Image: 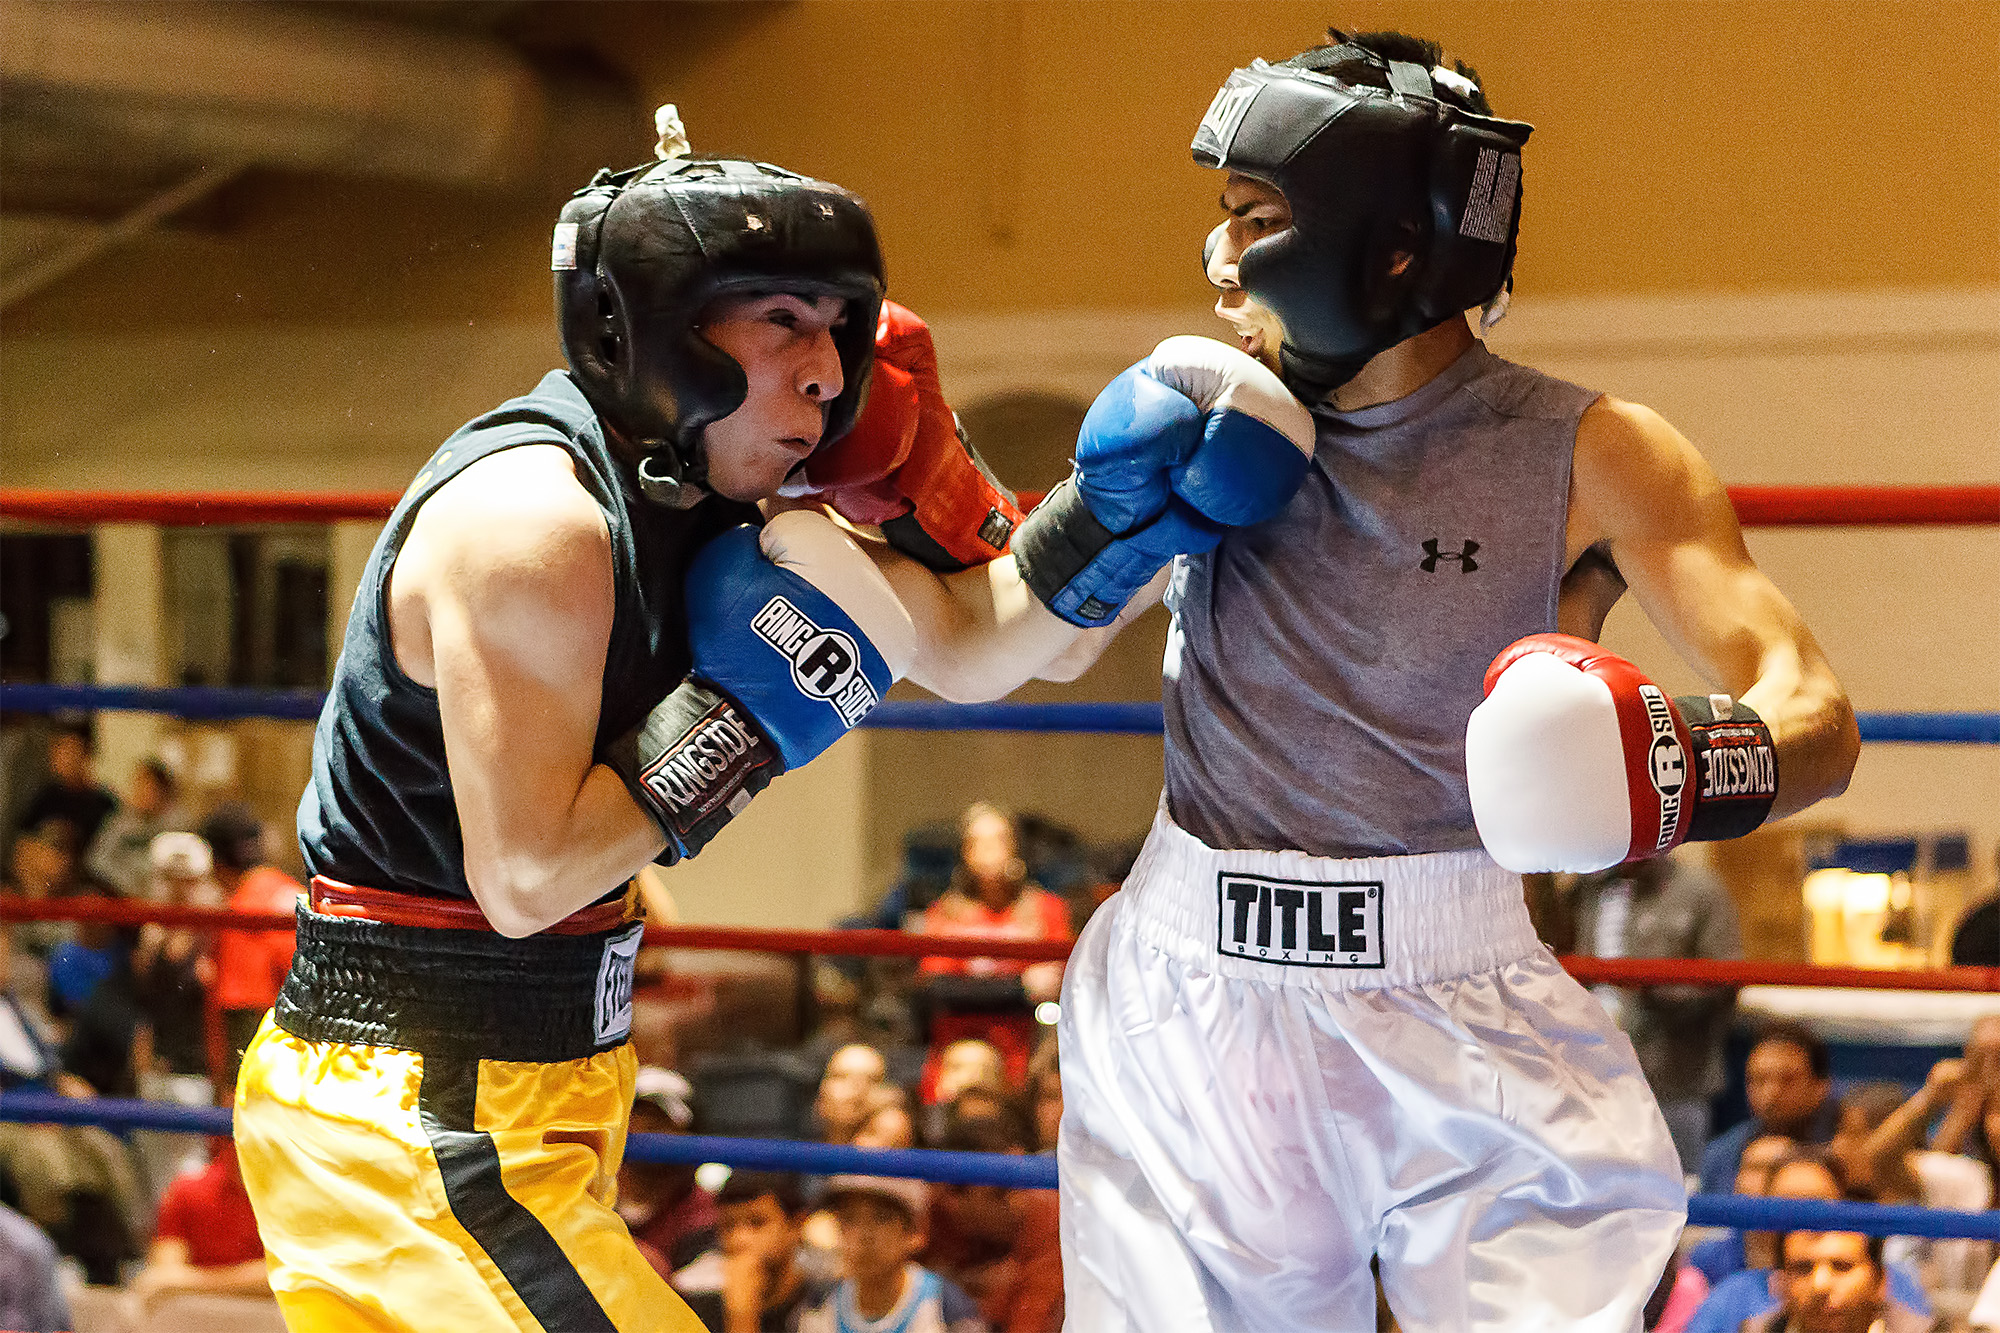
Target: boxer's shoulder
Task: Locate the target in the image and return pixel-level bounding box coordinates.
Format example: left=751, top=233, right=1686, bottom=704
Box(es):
left=404, top=446, right=610, bottom=592
left=1569, top=394, right=1729, bottom=550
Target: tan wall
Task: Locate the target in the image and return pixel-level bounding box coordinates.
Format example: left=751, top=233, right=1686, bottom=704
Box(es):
left=3, top=2, right=1996, bottom=925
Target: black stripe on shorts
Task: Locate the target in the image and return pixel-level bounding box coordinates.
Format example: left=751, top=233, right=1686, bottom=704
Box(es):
left=418, top=1055, right=620, bottom=1333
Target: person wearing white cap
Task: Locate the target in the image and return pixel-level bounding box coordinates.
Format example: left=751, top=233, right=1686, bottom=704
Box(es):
left=799, top=1177, right=984, bottom=1333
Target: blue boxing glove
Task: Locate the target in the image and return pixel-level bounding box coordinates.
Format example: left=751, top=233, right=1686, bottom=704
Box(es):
left=1013, top=336, right=1316, bottom=626
left=604, top=512, right=915, bottom=864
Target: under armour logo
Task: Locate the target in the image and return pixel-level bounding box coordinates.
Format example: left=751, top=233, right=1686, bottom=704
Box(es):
left=1421, top=539, right=1480, bottom=572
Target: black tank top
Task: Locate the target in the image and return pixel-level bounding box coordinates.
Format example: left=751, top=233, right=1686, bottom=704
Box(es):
left=297, top=371, right=759, bottom=901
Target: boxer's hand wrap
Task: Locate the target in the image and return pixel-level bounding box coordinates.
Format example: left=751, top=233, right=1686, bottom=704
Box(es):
left=1464, top=633, right=1778, bottom=873
left=1013, top=336, right=1315, bottom=627
left=795, top=301, right=1026, bottom=572
left=605, top=514, right=914, bottom=864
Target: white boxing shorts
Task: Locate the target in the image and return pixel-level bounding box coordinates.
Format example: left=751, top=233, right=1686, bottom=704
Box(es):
left=1057, top=809, right=1685, bottom=1333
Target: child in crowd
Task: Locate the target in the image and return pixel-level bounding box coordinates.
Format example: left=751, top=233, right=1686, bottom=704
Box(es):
left=121, top=1138, right=270, bottom=1324
left=800, top=1176, right=985, bottom=1333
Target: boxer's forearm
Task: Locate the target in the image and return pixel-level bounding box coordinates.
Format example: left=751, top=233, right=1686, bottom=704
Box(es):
left=892, top=554, right=1092, bottom=702
left=1740, top=636, right=1859, bottom=820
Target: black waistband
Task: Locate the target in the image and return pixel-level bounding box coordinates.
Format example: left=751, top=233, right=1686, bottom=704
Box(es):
left=274, top=904, right=642, bottom=1063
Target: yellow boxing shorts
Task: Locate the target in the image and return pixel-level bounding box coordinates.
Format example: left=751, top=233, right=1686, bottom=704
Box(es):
left=235, top=884, right=704, bottom=1333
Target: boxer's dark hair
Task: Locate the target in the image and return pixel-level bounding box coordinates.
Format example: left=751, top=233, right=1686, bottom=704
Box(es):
left=1775, top=1228, right=1884, bottom=1272
left=1765, top=1143, right=1851, bottom=1198
left=1306, top=28, right=1495, bottom=117
left=715, top=1169, right=807, bottom=1217
left=1753, top=1019, right=1832, bottom=1080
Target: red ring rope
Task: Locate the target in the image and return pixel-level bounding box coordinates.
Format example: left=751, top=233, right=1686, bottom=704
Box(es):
left=5, top=897, right=1994, bottom=991
left=4, top=485, right=1997, bottom=528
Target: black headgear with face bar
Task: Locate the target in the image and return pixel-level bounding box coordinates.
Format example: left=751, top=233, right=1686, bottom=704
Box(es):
left=554, top=157, right=885, bottom=507
left=1193, top=46, right=1532, bottom=402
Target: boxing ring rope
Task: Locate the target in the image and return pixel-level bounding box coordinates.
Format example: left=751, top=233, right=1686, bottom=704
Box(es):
left=4, top=481, right=1998, bottom=1245
left=0, top=1085, right=1992, bottom=1240
left=5, top=484, right=1998, bottom=528
left=3, top=897, right=1999, bottom=992
left=3, top=685, right=1996, bottom=746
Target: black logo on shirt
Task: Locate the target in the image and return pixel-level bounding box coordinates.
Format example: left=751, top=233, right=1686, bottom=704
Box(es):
left=1215, top=873, right=1384, bottom=968
left=1421, top=539, right=1480, bottom=573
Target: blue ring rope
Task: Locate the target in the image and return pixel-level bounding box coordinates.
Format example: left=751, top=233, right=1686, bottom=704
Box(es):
left=2, top=1092, right=1994, bottom=1239
left=1, top=684, right=1994, bottom=744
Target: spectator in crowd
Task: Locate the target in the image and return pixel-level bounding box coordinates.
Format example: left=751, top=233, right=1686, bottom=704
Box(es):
left=12, top=725, right=116, bottom=854
left=621, top=1067, right=718, bottom=1282
left=675, top=1171, right=834, bottom=1332
left=204, top=803, right=303, bottom=1076
left=84, top=757, right=186, bottom=899
left=1701, top=1021, right=1840, bottom=1197
left=1833, top=1070, right=1996, bottom=1301
left=1971, top=1253, right=2000, bottom=1330
left=121, top=1137, right=270, bottom=1325
left=0, top=919, right=145, bottom=1285
left=1658, top=1133, right=1802, bottom=1333
left=3, top=820, right=94, bottom=986
left=1686, top=1148, right=1933, bottom=1333
left=813, top=1044, right=889, bottom=1145
left=800, top=1175, right=986, bottom=1333
left=1744, top=1230, right=1932, bottom=1333
left=923, top=1113, right=1061, bottom=1333
left=1931, top=1014, right=2000, bottom=1177
left=1949, top=847, right=1998, bottom=967
left=916, top=805, right=1069, bottom=1096
left=1024, top=1036, right=1060, bottom=1155
left=850, top=1086, right=916, bottom=1151
left=131, top=834, right=218, bottom=1091
left=1570, top=853, right=1743, bottom=1172
left=0, top=929, right=61, bottom=1098
left=0, top=1202, right=70, bottom=1333
left=1012, top=814, right=1095, bottom=936
left=921, top=1039, right=1007, bottom=1146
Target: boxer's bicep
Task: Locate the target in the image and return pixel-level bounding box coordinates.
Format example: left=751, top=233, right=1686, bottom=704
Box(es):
left=421, top=468, right=662, bottom=933
left=1575, top=398, right=1859, bottom=814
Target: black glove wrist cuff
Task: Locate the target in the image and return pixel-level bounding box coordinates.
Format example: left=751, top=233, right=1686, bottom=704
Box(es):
left=602, top=680, right=784, bottom=866
left=1012, top=476, right=1114, bottom=613
left=1674, top=694, right=1778, bottom=844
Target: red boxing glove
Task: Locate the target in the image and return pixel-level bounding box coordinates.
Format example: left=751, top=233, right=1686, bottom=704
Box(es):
left=1464, top=633, right=1778, bottom=873
left=801, top=301, right=1025, bottom=571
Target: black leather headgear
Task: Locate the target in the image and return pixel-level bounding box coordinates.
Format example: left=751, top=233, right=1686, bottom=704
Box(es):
left=554, top=158, right=885, bottom=507
left=1192, top=47, right=1533, bottom=402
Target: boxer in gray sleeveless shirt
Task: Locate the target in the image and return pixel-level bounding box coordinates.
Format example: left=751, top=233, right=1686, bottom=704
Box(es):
left=1030, top=30, right=1861, bottom=1333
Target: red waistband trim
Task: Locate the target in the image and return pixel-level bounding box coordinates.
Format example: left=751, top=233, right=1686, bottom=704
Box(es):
left=308, top=877, right=636, bottom=936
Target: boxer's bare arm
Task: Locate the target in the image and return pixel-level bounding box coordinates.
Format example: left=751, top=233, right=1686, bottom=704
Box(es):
left=853, top=536, right=1163, bottom=699
left=391, top=445, right=665, bottom=936
left=1567, top=397, right=1860, bottom=819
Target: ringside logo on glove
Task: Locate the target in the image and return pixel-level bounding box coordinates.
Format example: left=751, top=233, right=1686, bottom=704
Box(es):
left=751, top=596, right=879, bottom=727
left=1638, top=685, right=1688, bottom=853
left=636, top=699, right=769, bottom=826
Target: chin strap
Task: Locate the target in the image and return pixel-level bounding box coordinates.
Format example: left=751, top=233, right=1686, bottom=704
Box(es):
left=635, top=445, right=709, bottom=509
left=1277, top=342, right=1372, bottom=407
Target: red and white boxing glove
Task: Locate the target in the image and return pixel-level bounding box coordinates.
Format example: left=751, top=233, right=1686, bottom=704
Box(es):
left=791, top=300, right=1026, bottom=571
left=1465, top=633, right=1779, bottom=873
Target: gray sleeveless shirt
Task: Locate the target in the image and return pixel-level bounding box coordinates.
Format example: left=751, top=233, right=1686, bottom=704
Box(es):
left=1162, top=341, right=1599, bottom=857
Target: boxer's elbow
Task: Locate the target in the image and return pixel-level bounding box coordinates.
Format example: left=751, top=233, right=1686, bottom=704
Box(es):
left=463, top=857, right=565, bottom=938
left=1771, top=685, right=1861, bottom=819
left=1819, top=691, right=1862, bottom=798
